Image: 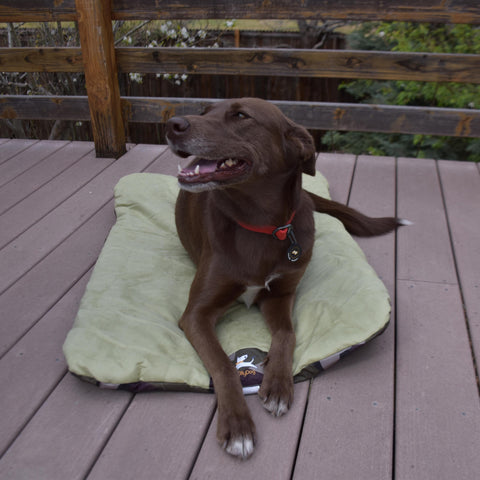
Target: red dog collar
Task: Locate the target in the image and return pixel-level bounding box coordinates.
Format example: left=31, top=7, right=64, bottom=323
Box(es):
left=236, top=211, right=302, bottom=262
left=237, top=211, right=296, bottom=240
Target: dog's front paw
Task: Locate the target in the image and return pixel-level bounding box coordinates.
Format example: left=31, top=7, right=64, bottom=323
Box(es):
left=217, top=409, right=256, bottom=459
left=258, top=374, right=294, bottom=417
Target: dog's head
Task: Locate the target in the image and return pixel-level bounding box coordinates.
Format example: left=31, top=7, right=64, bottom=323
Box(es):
left=166, top=98, right=316, bottom=192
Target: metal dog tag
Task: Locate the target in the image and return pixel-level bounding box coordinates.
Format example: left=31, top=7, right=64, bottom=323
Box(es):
left=286, top=230, right=302, bottom=262
left=287, top=242, right=302, bottom=262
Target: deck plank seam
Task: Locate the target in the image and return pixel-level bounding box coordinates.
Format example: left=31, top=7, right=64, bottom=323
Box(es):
left=185, top=401, right=219, bottom=480
left=435, top=160, right=480, bottom=398
left=83, top=394, right=136, bottom=480
left=0, top=370, right=69, bottom=460
left=0, top=140, right=39, bottom=167
left=0, top=194, right=114, bottom=298
left=392, top=155, right=399, bottom=480
left=0, top=157, right=116, bottom=252
left=0, top=140, right=68, bottom=188
left=0, top=144, right=95, bottom=217
left=0, top=143, right=165, bottom=295
left=289, top=378, right=312, bottom=480
left=345, top=154, right=358, bottom=206
left=0, top=266, right=94, bottom=363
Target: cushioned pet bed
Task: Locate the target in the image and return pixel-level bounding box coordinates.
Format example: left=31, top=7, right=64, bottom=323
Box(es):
left=63, top=172, right=390, bottom=394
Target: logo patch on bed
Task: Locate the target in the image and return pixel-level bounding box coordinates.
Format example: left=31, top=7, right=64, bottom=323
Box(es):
left=232, top=348, right=266, bottom=393
left=208, top=348, right=267, bottom=394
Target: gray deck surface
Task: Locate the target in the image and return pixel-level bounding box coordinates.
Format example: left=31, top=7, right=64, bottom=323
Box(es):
left=0, top=139, right=479, bottom=479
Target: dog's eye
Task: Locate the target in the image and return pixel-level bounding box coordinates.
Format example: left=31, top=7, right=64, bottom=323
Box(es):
left=234, top=111, right=249, bottom=119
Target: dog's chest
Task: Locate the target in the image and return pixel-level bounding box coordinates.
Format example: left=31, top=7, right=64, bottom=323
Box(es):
left=238, top=273, right=281, bottom=308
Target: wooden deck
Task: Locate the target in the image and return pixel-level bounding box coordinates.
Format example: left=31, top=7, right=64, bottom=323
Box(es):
left=0, top=138, right=479, bottom=479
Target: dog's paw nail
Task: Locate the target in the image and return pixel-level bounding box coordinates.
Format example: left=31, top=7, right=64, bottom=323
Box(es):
left=398, top=218, right=414, bottom=226
left=225, top=436, right=255, bottom=459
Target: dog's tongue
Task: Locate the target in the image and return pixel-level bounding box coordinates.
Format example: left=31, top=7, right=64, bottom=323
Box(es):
left=183, top=158, right=218, bottom=175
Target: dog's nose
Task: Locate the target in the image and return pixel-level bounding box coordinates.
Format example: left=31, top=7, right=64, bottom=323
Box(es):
left=166, top=116, right=190, bottom=135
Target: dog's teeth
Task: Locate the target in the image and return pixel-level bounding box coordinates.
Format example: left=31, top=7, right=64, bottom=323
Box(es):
left=194, top=165, right=200, bottom=175
left=225, top=159, right=236, bottom=167
left=178, top=165, right=182, bottom=174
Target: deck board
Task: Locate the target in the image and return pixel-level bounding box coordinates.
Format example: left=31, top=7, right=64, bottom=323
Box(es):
left=293, top=155, right=397, bottom=480
left=0, top=374, right=133, bottom=480
left=87, top=391, right=217, bottom=480
left=395, top=157, right=480, bottom=478
left=0, top=140, right=67, bottom=187
left=0, top=139, right=39, bottom=166
left=395, top=281, right=480, bottom=479
left=397, top=157, right=457, bottom=284
left=437, top=160, right=480, bottom=362
left=0, top=141, right=94, bottom=217
left=190, top=382, right=310, bottom=479
left=0, top=272, right=91, bottom=454
left=0, top=145, right=108, bottom=249
left=0, top=140, right=478, bottom=479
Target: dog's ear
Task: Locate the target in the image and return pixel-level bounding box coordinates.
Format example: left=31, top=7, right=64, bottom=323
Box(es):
left=284, top=121, right=316, bottom=176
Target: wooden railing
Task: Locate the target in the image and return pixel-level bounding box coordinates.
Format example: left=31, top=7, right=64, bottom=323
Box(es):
left=1, top=0, right=480, bottom=158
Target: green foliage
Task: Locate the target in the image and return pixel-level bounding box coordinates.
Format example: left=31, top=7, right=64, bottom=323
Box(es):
left=323, top=22, right=480, bottom=162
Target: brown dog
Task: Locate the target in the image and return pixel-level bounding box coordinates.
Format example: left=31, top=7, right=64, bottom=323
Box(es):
left=166, top=98, right=404, bottom=459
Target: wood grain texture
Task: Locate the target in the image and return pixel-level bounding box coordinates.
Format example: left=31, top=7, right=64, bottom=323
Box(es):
left=6, top=47, right=479, bottom=84
left=0, top=0, right=76, bottom=22
left=116, top=48, right=480, bottom=84
left=1, top=0, right=479, bottom=23
left=121, top=97, right=480, bottom=138
left=0, top=96, right=91, bottom=121
left=111, top=0, right=480, bottom=24
left=0, top=48, right=83, bottom=73
left=76, top=0, right=126, bottom=158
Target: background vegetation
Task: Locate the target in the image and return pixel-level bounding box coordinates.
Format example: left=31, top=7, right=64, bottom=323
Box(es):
left=322, top=22, right=480, bottom=162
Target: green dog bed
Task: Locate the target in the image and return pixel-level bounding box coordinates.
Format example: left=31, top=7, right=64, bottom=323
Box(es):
left=63, top=173, right=390, bottom=393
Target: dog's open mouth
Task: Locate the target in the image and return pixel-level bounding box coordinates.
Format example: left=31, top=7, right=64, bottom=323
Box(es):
left=177, top=157, right=251, bottom=185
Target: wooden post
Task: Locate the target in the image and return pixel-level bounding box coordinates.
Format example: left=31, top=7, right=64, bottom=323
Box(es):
left=76, top=0, right=126, bottom=158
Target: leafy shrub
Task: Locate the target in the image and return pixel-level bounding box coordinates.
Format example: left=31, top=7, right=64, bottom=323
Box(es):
left=322, top=23, right=480, bottom=162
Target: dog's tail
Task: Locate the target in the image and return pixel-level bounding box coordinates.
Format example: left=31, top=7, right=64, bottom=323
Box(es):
left=306, top=191, right=411, bottom=237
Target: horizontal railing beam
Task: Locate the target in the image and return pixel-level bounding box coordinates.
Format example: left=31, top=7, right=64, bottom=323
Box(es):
left=2, top=47, right=480, bottom=84
left=112, top=0, right=480, bottom=24
left=2, top=96, right=479, bottom=138
left=116, top=48, right=480, bottom=84
left=0, top=0, right=479, bottom=24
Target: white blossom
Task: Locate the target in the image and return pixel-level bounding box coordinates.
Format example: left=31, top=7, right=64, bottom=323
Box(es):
left=129, top=72, right=143, bottom=83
